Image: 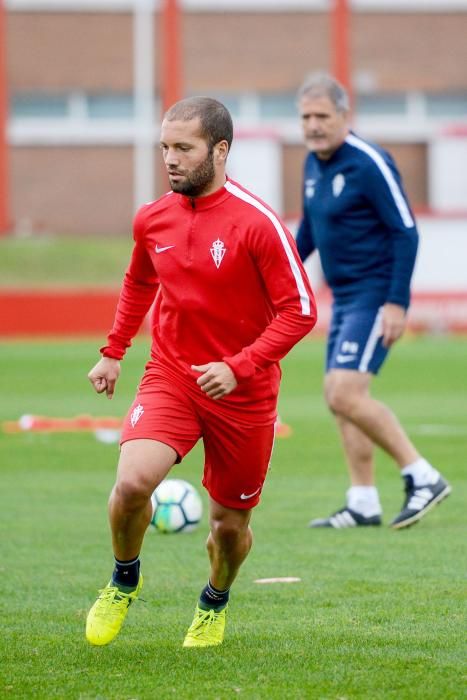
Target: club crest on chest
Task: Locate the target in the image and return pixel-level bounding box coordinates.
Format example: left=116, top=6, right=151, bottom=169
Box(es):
left=332, top=173, right=345, bottom=197
left=210, top=238, right=227, bottom=268
left=305, top=179, right=316, bottom=198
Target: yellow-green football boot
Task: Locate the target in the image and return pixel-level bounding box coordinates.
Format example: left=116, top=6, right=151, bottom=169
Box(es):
left=182, top=604, right=227, bottom=648
left=86, top=575, right=143, bottom=646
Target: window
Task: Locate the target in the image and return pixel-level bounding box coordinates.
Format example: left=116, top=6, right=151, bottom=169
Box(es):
left=87, top=93, right=134, bottom=119
left=11, top=93, right=69, bottom=118
left=11, top=91, right=137, bottom=120
left=355, top=94, right=407, bottom=116
left=426, top=94, right=467, bottom=118
left=259, top=93, right=297, bottom=119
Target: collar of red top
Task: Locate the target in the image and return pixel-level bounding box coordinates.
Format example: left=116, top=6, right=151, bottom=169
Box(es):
left=176, top=179, right=231, bottom=210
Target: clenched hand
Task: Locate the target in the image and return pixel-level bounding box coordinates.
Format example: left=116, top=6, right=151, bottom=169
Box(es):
left=191, top=361, right=238, bottom=400
left=88, top=357, right=121, bottom=399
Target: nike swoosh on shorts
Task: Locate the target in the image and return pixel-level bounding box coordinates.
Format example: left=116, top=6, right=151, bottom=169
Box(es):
left=336, top=354, right=357, bottom=363
left=240, top=487, right=261, bottom=500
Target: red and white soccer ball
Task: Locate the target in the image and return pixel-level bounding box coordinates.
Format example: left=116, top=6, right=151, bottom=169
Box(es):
left=150, top=478, right=203, bottom=533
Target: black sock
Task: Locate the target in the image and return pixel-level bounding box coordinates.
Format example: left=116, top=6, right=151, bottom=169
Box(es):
left=199, top=580, right=230, bottom=612
left=112, top=556, right=140, bottom=590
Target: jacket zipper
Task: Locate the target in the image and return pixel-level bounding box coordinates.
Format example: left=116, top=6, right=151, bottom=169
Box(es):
left=187, top=198, right=196, bottom=265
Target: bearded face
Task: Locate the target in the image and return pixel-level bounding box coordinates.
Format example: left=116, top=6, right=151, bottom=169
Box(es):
left=160, top=117, right=221, bottom=198
left=167, top=146, right=215, bottom=197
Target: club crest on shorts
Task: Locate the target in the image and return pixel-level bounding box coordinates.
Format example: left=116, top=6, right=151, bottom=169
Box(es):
left=130, top=403, right=144, bottom=428
left=210, top=238, right=226, bottom=268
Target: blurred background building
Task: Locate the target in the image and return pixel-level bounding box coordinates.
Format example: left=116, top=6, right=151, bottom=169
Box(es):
left=1, top=0, right=467, bottom=337
left=4, top=0, right=467, bottom=236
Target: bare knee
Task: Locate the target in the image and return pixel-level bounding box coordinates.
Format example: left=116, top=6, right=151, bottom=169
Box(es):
left=210, top=519, right=241, bottom=547
left=326, top=385, right=353, bottom=416
left=111, top=475, right=152, bottom=511
left=209, top=511, right=251, bottom=549
left=111, top=439, right=176, bottom=512
left=324, top=372, right=367, bottom=418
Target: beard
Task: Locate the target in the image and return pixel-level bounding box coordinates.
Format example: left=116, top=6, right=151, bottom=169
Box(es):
left=168, top=148, right=216, bottom=197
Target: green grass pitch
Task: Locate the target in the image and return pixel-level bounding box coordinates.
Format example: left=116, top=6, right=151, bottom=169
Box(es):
left=0, top=336, right=465, bottom=699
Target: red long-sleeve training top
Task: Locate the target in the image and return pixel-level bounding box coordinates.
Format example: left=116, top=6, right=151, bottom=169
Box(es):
left=102, top=178, right=317, bottom=420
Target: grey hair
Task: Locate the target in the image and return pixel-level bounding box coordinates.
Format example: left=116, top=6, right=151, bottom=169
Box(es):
left=297, top=72, right=350, bottom=113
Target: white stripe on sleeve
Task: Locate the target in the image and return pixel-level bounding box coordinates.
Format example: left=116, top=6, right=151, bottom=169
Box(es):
left=225, top=180, right=311, bottom=315
left=346, top=134, right=415, bottom=228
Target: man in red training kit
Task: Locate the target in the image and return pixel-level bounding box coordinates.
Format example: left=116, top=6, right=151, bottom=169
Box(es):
left=86, top=97, right=317, bottom=648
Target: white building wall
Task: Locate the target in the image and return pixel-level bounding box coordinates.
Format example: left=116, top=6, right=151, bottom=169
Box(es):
left=413, top=217, right=467, bottom=291
left=429, top=135, right=467, bottom=211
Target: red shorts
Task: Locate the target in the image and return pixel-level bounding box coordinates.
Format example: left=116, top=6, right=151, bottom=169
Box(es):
left=120, top=369, right=275, bottom=510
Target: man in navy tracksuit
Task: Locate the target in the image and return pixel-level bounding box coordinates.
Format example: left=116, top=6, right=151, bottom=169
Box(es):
left=296, top=73, right=451, bottom=529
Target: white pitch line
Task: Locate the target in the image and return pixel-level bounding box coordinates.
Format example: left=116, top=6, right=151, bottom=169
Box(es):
left=254, top=577, right=301, bottom=584
left=412, top=424, right=467, bottom=436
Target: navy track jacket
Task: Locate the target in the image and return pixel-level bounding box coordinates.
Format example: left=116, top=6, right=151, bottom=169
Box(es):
left=296, top=132, right=419, bottom=309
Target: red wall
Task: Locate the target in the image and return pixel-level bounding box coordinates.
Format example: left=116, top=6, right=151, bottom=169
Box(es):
left=2, top=289, right=467, bottom=337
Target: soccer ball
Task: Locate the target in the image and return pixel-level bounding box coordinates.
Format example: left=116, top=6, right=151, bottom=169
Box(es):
left=150, top=479, right=203, bottom=533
